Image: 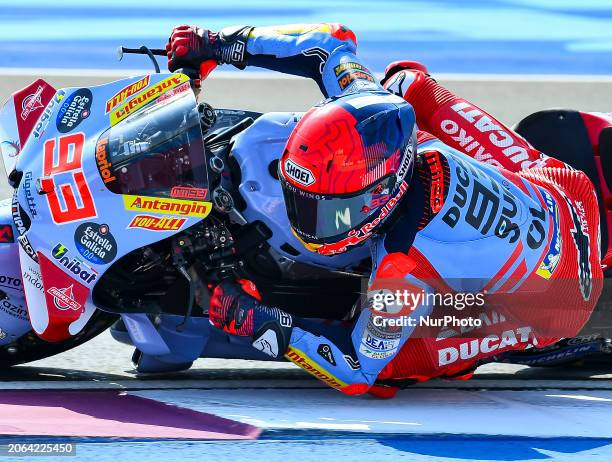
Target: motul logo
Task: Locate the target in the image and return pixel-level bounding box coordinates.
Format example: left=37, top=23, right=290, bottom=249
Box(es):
left=284, top=159, right=315, bottom=186
left=128, top=215, right=187, bottom=232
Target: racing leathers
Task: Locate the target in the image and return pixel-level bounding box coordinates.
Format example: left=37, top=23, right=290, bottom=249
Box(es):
left=180, top=23, right=603, bottom=395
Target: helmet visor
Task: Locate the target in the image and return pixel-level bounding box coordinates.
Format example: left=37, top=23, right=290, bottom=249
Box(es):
left=282, top=175, right=396, bottom=244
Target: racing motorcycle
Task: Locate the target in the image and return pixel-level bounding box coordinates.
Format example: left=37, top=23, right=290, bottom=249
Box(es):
left=0, top=47, right=611, bottom=374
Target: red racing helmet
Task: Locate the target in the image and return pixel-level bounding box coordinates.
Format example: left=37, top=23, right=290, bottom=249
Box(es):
left=279, top=92, right=416, bottom=256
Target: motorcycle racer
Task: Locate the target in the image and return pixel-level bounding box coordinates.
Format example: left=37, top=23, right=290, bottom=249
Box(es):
left=167, top=24, right=604, bottom=396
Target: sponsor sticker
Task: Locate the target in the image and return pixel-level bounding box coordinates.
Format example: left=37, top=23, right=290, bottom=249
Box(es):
left=22, top=172, right=38, bottom=220
left=47, top=285, right=82, bottom=312
left=20, top=85, right=44, bottom=121
left=51, top=243, right=98, bottom=285
left=11, top=194, right=38, bottom=262
left=170, top=186, right=208, bottom=201
left=0, top=275, right=21, bottom=290
left=283, top=159, right=315, bottom=186
left=334, top=62, right=369, bottom=77
left=285, top=346, right=347, bottom=390
left=74, top=223, right=118, bottom=265
left=123, top=195, right=212, bottom=218
left=536, top=190, right=562, bottom=280
left=337, top=70, right=374, bottom=90
left=105, top=75, right=151, bottom=113
left=0, top=298, right=28, bottom=322
left=39, top=253, right=89, bottom=322
left=95, top=137, right=116, bottom=185
left=56, top=88, right=92, bottom=133
left=110, top=74, right=190, bottom=125
left=359, top=313, right=402, bottom=359
left=127, top=215, right=187, bottom=232
left=155, top=81, right=191, bottom=105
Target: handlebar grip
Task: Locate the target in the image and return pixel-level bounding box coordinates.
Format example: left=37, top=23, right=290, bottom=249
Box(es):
left=199, top=60, right=218, bottom=80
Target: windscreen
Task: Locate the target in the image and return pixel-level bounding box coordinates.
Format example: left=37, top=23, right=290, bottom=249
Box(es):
left=96, top=88, right=209, bottom=200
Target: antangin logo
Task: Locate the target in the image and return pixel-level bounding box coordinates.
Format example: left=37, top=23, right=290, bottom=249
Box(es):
left=284, top=159, right=315, bottom=186
left=123, top=195, right=212, bottom=218
left=110, top=74, right=190, bottom=125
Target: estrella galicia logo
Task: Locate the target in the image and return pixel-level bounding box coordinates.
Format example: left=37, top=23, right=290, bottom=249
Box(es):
left=56, top=88, right=92, bottom=133
left=74, top=222, right=117, bottom=265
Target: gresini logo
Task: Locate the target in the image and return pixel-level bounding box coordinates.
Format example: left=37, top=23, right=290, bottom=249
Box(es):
left=47, top=285, right=82, bottom=311
left=21, top=85, right=44, bottom=120
left=284, top=159, right=315, bottom=186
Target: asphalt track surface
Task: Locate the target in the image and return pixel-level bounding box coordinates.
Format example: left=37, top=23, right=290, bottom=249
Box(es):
left=1, top=73, right=612, bottom=460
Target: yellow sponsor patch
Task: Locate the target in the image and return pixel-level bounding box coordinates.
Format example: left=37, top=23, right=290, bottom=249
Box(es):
left=285, top=345, right=347, bottom=390
left=105, top=75, right=150, bottom=114
left=123, top=195, right=212, bottom=219
left=110, top=74, right=190, bottom=125
left=127, top=215, right=187, bottom=232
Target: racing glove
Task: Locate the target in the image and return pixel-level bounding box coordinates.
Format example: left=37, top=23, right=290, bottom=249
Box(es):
left=209, top=281, right=293, bottom=358
left=166, top=24, right=252, bottom=72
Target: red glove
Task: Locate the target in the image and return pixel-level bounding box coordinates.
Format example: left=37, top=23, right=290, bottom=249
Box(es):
left=209, top=280, right=261, bottom=336
left=166, top=25, right=218, bottom=72
left=166, top=24, right=252, bottom=73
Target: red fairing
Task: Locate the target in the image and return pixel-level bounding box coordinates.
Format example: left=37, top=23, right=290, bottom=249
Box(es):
left=384, top=69, right=556, bottom=172
left=11, top=79, right=56, bottom=147
left=37, top=253, right=90, bottom=342
left=580, top=112, right=612, bottom=267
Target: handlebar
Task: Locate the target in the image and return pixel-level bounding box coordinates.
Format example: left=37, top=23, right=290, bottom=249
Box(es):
left=117, top=45, right=217, bottom=83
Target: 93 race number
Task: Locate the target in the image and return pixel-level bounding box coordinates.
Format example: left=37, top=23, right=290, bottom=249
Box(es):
left=40, top=132, right=97, bottom=224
